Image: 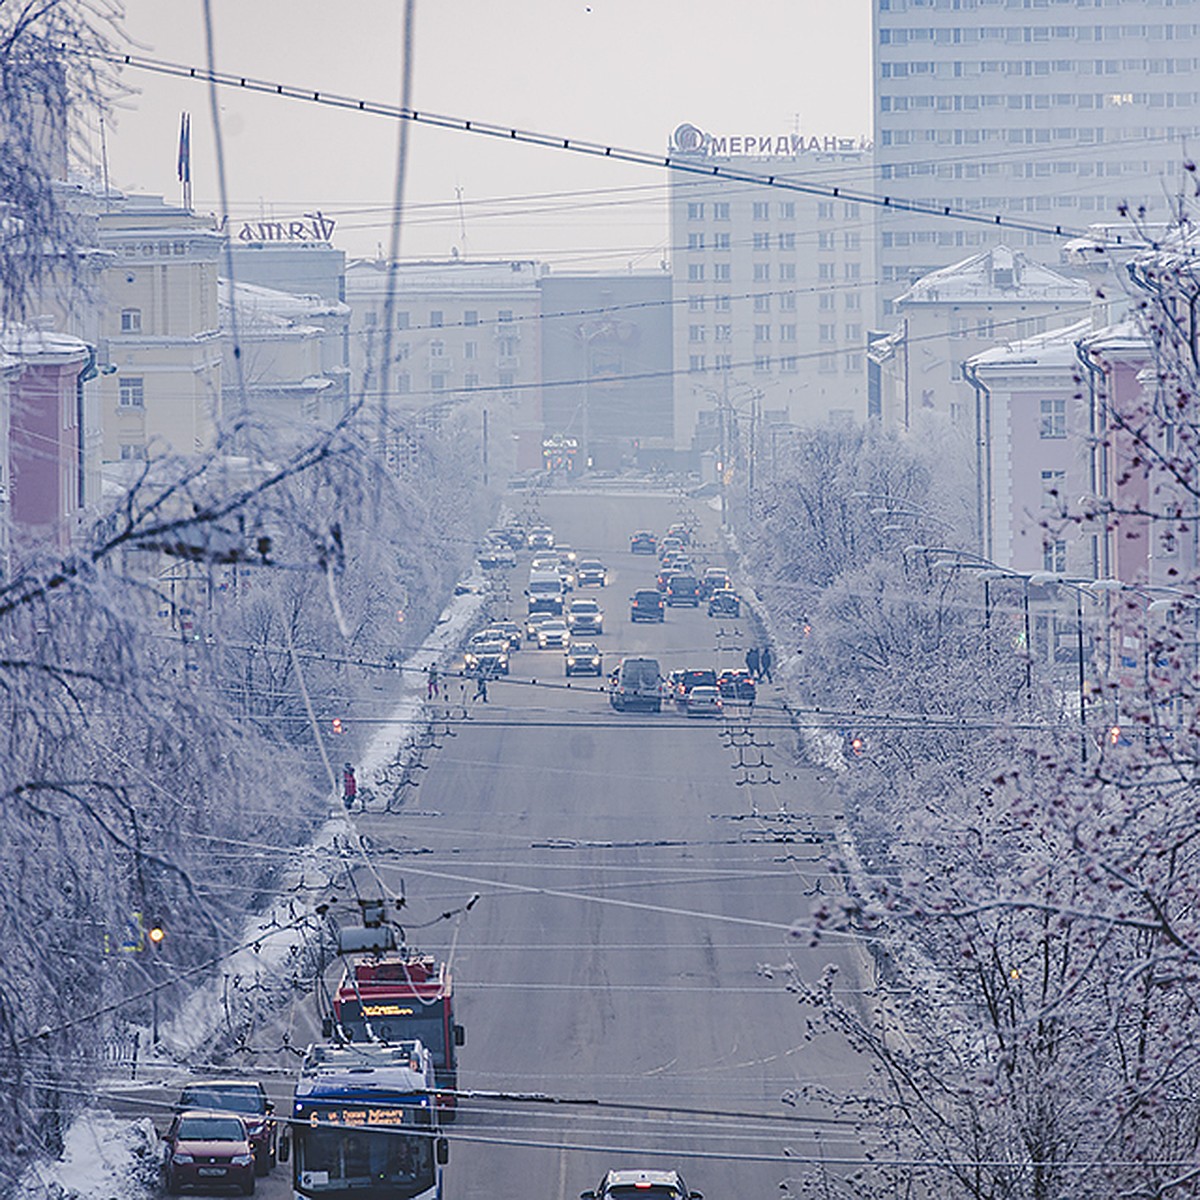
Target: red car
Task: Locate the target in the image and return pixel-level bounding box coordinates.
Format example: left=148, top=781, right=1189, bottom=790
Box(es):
left=163, top=1110, right=256, bottom=1195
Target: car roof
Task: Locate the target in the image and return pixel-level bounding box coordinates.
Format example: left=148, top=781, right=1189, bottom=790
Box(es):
left=175, top=1109, right=250, bottom=1126
left=603, top=1169, right=684, bottom=1187
left=571, top=642, right=599, bottom=652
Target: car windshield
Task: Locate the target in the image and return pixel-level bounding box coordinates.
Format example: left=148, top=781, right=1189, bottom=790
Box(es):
left=622, top=661, right=659, bottom=687
left=572, top=644, right=598, bottom=656
left=671, top=576, right=698, bottom=588
left=572, top=601, right=598, bottom=612
left=177, top=1116, right=247, bottom=1142
left=579, top=561, right=602, bottom=570
left=179, top=1087, right=262, bottom=1115
left=635, top=592, right=660, bottom=602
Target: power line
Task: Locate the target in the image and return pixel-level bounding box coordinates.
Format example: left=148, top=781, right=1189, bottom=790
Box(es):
left=96, top=49, right=1134, bottom=245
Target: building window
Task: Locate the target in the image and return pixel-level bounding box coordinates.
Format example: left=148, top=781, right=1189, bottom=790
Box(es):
left=752, top=201, right=770, bottom=220
left=364, top=312, right=378, bottom=328
left=779, top=262, right=796, bottom=281
left=714, top=295, right=731, bottom=312
left=687, top=201, right=705, bottom=220
left=688, top=232, right=706, bottom=251
left=715, top=324, right=732, bottom=342
left=396, top=311, right=410, bottom=330
left=1041, top=469, right=1066, bottom=509
left=430, top=310, right=444, bottom=328
left=781, top=355, right=798, bottom=373
left=844, top=263, right=861, bottom=281
left=499, top=370, right=515, bottom=389
left=779, top=293, right=797, bottom=312
left=120, top=308, right=142, bottom=333
left=819, top=352, right=838, bottom=374
left=498, top=336, right=518, bottom=357
left=976, top=318, right=995, bottom=338
left=818, top=232, right=836, bottom=251
left=688, top=295, right=706, bottom=312
left=754, top=294, right=771, bottom=313
left=779, top=201, right=795, bottom=219
left=498, top=309, right=514, bottom=323
left=845, top=292, right=861, bottom=311
left=688, top=264, right=706, bottom=282
left=714, top=353, right=732, bottom=371
left=689, top=324, right=706, bottom=343
left=1043, top=539, right=1067, bottom=573
left=754, top=354, right=772, bottom=373
left=430, top=340, right=445, bottom=358
left=431, top=372, right=447, bottom=392
left=713, top=202, right=731, bottom=221
left=844, top=232, right=862, bottom=251
left=780, top=324, right=797, bottom=342
left=689, top=354, right=707, bottom=373
left=819, top=294, right=836, bottom=312
left=818, top=201, right=834, bottom=219
left=845, top=323, right=862, bottom=342
left=778, top=232, right=796, bottom=251
left=819, top=323, right=836, bottom=344
left=843, top=202, right=860, bottom=219
left=1040, top=397, right=1066, bottom=439
left=714, top=232, right=731, bottom=251
left=120, top=443, right=147, bottom=460
left=118, top=377, right=144, bottom=408
left=753, top=232, right=771, bottom=251
left=465, top=372, right=480, bottom=389
left=845, top=352, right=863, bottom=372
left=753, top=263, right=770, bottom=281
left=713, top=263, right=731, bottom=281
left=465, top=341, right=478, bottom=360
left=464, top=309, right=479, bottom=326
left=754, top=323, right=771, bottom=342
left=397, top=372, right=411, bottom=394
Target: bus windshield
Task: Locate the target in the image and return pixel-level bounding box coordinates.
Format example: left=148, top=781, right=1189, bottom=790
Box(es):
left=336, top=1005, right=447, bottom=1061
left=297, top=1125, right=433, bottom=1198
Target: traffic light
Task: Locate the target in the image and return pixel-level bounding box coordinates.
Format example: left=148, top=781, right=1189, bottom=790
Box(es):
left=1108, top=725, right=1121, bottom=746
left=147, top=918, right=165, bottom=946
left=331, top=717, right=344, bottom=735
left=849, top=735, right=865, bottom=756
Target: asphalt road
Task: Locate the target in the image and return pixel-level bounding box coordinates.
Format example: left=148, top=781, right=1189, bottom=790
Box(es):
left=135, top=486, right=874, bottom=1200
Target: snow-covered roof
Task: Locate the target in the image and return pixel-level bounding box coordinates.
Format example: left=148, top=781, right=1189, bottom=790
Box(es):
left=897, top=245, right=1091, bottom=306
left=219, top=277, right=349, bottom=322
left=968, top=318, right=1092, bottom=375
left=345, top=257, right=543, bottom=297
left=0, top=324, right=90, bottom=364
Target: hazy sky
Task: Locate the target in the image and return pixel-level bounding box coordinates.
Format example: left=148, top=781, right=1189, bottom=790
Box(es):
left=100, top=1, right=872, bottom=267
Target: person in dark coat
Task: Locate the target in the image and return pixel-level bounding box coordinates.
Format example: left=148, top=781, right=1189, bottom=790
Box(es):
left=759, top=646, right=773, bottom=682
left=474, top=673, right=489, bottom=703
left=745, top=646, right=760, bottom=677
left=342, top=763, right=357, bottom=809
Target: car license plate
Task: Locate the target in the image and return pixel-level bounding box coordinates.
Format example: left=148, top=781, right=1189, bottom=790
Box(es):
left=198, top=1167, right=227, bottom=1176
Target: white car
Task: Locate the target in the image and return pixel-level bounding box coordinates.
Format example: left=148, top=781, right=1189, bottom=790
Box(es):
left=537, top=619, right=570, bottom=650
left=566, top=597, right=604, bottom=635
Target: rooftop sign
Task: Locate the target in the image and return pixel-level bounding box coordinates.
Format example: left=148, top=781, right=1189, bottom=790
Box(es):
left=670, top=123, right=872, bottom=158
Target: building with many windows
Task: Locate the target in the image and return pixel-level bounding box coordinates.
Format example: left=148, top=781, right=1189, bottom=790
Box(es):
left=666, top=124, right=875, bottom=451
left=873, top=0, right=1200, bottom=315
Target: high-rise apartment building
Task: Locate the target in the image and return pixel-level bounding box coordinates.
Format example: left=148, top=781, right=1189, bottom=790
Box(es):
left=667, top=124, right=874, bottom=452
left=874, top=0, right=1200, bottom=313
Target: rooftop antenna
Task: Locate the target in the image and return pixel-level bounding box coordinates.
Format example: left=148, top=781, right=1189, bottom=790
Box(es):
left=99, top=113, right=112, bottom=212
left=177, top=111, right=192, bottom=211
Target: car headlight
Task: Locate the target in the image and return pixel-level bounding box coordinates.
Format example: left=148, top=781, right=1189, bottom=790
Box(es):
left=591, top=657, right=600, bottom=665
left=231, top=1154, right=254, bottom=1167
left=172, top=1153, right=194, bottom=1164
left=567, top=657, right=576, bottom=665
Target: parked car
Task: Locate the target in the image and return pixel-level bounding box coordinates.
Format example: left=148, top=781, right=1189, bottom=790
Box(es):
left=175, top=1081, right=277, bottom=1176
left=717, top=668, right=757, bottom=702
left=685, top=685, right=723, bottom=718
left=629, top=530, right=657, bottom=555
left=630, top=588, right=665, bottom=623
left=707, top=588, right=741, bottom=618
left=576, top=559, right=608, bottom=587
left=162, top=1110, right=256, bottom=1195
left=565, top=642, right=603, bottom=676
left=582, top=1168, right=702, bottom=1200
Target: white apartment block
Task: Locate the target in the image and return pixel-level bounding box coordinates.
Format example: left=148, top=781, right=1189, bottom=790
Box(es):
left=874, top=0, right=1200, bottom=314
left=667, top=124, right=875, bottom=451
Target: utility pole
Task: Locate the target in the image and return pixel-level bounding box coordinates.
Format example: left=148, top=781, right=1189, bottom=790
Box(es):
left=482, top=408, right=489, bottom=486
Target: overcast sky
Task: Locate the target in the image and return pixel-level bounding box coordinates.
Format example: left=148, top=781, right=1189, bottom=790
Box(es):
left=100, top=1, right=872, bottom=267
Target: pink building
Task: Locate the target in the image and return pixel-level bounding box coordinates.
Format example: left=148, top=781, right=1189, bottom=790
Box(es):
left=2, top=327, right=93, bottom=558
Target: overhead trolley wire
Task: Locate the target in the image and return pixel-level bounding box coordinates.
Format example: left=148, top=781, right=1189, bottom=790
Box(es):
left=92, top=49, right=1141, bottom=247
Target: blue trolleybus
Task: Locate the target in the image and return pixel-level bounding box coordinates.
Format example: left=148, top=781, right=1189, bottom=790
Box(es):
left=286, top=1040, right=448, bottom=1200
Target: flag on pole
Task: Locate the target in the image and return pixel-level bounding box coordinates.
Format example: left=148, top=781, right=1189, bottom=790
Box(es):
left=177, top=112, right=191, bottom=184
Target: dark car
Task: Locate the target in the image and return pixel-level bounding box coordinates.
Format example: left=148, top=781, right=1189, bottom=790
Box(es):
left=671, top=668, right=718, bottom=706
left=582, top=1168, right=702, bottom=1200
left=718, top=668, right=757, bottom=702
left=707, top=588, right=741, bottom=617
left=629, top=530, right=657, bottom=555
left=163, top=1110, right=256, bottom=1194
left=576, top=559, right=608, bottom=587
left=665, top=574, right=701, bottom=607
left=609, top=657, right=663, bottom=713
left=565, top=642, right=603, bottom=677
left=630, top=588, right=665, bottom=622
left=175, top=1081, right=276, bottom=1176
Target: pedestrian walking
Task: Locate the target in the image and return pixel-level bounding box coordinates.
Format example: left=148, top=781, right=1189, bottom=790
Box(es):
left=759, top=646, right=774, bottom=683
left=342, top=763, right=357, bottom=810
left=426, top=663, right=440, bottom=700
left=473, top=673, right=489, bottom=703
left=745, top=646, right=760, bottom=677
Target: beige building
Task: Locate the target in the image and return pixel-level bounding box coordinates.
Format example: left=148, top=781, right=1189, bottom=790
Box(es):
left=94, top=194, right=223, bottom=462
